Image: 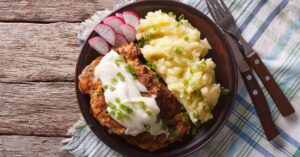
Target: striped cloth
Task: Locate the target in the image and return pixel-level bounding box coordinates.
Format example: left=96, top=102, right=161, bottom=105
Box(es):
left=63, top=0, right=300, bottom=156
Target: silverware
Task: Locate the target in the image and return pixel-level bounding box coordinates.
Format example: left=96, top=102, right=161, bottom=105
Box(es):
left=205, top=0, right=283, bottom=140
left=205, top=0, right=295, bottom=117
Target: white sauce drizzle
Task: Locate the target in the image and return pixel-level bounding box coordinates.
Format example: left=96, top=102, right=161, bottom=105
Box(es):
left=94, top=50, right=168, bottom=136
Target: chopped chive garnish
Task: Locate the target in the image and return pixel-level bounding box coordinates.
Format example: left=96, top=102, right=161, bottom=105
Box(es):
left=167, top=56, right=174, bottom=62
left=114, top=57, right=124, bottom=67
left=146, top=110, right=153, bottom=116
left=111, top=78, right=117, bottom=84
left=138, top=101, right=146, bottom=110
left=120, top=104, right=133, bottom=114
left=146, top=62, right=156, bottom=71
left=183, top=79, right=189, bottom=86
left=170, top=130, right=181, bottom=137
left=184, top=37, right=189, bottom=41
left=193, top=112, right=198, bottom=119
left=109, top=111, right=115, bottom=116
left=183, top=90, right=188, bottom=96
left=221, top=86, right=231, bottom=95
left=197, top=61, right=207, bottom=69
left=144, top=124, right=151, bottom=131
left=107, top=102, right=116, bottom=110
left=116, top=110, right=123, bottom=120
left=123, top=114, right=130, bottom=120
left=116, top=72, right=125, bottom=81
left=168, top=11, right=175, bottom=17
left=103, top=85, right=108, bottom=90
left=172, top=47, right=182, bottom=55
left=190, top=68, right=195, bottom=74
left=181, top=112, right=189, bottom=124
left=115, top=97, right=121, bottom=103
left=178, top=14, right=185, bottom=21
left=110, top=86, right=116, bottom=91
left=191, top=128, right=197, bottom=136
left=191, top=90, right=203, bottom=102
left=132, top=75, right=137, bottom=80
left=125, top=65, right=137, bottom=78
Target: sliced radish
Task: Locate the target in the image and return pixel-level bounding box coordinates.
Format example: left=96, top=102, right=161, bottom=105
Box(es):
left=116, top=13, right=124, bottom=19
left=115, top=34, right=128, bottom=47
left=120, top=24, right=136, bottom=42
left=88, top=36, right=110, bottom=55
left=103, top=16, right=125, bottom=35
left=94, top=24, right=116, bottom=46
left=123, top=11, right=140, bottom=28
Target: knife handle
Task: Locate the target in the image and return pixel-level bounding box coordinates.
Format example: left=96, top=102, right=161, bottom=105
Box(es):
left=246, top=52, right=295, bottom=116
left=241, top=69, right=279, bottom=140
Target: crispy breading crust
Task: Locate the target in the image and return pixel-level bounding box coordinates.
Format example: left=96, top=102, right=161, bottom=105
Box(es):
left=78, top=43, right=191, bottom=151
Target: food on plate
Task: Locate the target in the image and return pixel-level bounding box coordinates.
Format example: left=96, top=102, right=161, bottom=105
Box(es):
left=78, top=43, right=191, bottom=151
left=80, top=10, right=223, bottom=151
left=136, top=10, right=221, bottom=123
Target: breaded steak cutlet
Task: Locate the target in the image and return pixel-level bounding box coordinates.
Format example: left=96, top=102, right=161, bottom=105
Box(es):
left=78, top=43, right=191, bottom=151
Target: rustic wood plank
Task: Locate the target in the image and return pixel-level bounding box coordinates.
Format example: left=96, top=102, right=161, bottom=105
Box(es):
left=0, top=82, right=80, bottom=136
left=0, top=135, right=71, bottom=157
left=0, top=22, right=81, bottom=82
left=0, top=0, right=117, bottom=22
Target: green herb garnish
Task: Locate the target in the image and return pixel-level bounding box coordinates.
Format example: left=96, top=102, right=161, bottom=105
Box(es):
left=221, top=86, right=231, bottom=95
left=184, top=37, right=189, bottom=41
left=110, top=86, right=116, bottom=91
left=183, top=79, right=189, bottom=86
left=170, top=130, right=181, bottom=137
left=103, top=85, right=108, bottom=90
left=172, top=47, right=182, bottom=55
left=120, top=104, right=133, bottom=114
left=137, top=33, right=153, bottom=48
left=197, top=61, right=207, bottom=69
left=116, top=110, right=124, bottom=120
left=125, top=65, right=137, bottom=79
left=115, top=97, right=121, bottom=103
left=146, top=62, right=157, bottom=71
left=116, top=72, right=125, bottom=81
left=107, top=102, right=116, bottom=110
left=178, top=14, right=185, bottom=21
left=146, top=110, right=153, bottom=116
left=111, top=78, right=117, bottom=84
left=144, top=124, right=151, bottom=131
left=138, top=101, right=146, bottom=110
left=114, top=57, right=124, bottom=67
left=167, top=56, right=175, bottom=62
left=181, top=112, right=189, bottom=124
left=193, top=112, right=198, bottom=119
left=109, top=111, right=115, bottom=116
left=168, top=11, right=175, bottom=17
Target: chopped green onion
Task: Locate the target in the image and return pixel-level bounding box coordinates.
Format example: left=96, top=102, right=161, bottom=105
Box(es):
left=116, top=110, right=123, bottom=120
left=184, top=37, right=189, bottom=41
left=103, top=85, right=108, bottom=90
left=111, top=78, right=117, bottom=84
left=107, top=102, right=116, bottom=110
left=181, top=112, right=189, bottom=124
left=146, top=62, right=157, bottom=71
left=123, top=114, right=130, bottom=120
left=116, top=72, right=125, bottom=81
left=120, top=104, right=133, bottom=114
left=191, top=90, right=203, bottom=102
left=168, top=11, right=175, bottom=17
left=172, top=47, right=182, bottom=55
left=193, top=112, right=198, bottom=119
left=146, top=110, right=153, bottom=116
left=109, top=111, right=115, bottom=116
left=138, top=101, right=146, bottom=110
left=125, top=65, right=137, bottom=78
left=115, top=97, right=121, bottom=103
left=197, top=61, right=207, bottom=69
left=132, top=75, right=137, bottom=80
left=183, top=90, right=188, bottom=96
left=178, top=14, right=185, bottom=21
left=191, top=128, right=197, bottom=136
left=167, top=56, right=175, bottom=62
left=221, top=86, right=231, bottom=95
left=137, top=39, right=145, bottom=48
left=144, top=124, right=151, bottom=131
left=114, top=57, right=124, bottom=67
left=170, top=130, right=181, bottom=137
left=110, top=86, right=116, bottom=91
left=183, top=79, right=189, bottom=86
left=190, top=68, right=195, bottom=74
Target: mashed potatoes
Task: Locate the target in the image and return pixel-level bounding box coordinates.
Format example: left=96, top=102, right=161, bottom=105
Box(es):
left=137, top=10, right=221, bottom=123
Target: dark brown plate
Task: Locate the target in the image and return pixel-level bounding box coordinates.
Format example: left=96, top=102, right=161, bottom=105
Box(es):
left=75, top=0, right=238, bottom=156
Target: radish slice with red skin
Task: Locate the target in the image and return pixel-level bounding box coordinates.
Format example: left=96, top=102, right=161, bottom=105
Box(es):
left=120, top=24, right=136, bottom=42
left=88, top=36, right=110, bottom=55
left=116, top=13, right=124, bottom=19
left=123, top=11, right=140, bottom=28
left=103, top=16, right=125, bottom=35
left=115, top=34, right=128, bottom=47
left=94, top=24, right=116, bottom=46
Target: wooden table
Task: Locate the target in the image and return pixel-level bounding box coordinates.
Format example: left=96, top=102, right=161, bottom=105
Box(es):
left=0, top=1, right=116, bottom=156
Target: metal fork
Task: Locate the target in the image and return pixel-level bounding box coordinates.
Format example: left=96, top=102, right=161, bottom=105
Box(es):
left=205, top=0, right=295, bottom=117
left=205, top=0, right=284, bottom=140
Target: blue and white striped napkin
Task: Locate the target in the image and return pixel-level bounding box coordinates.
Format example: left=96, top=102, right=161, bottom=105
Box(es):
left=63, top=0, right=300, bottom=156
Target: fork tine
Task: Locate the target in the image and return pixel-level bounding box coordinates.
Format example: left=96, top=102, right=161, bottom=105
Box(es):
left=205, top=0, right=218, bottom=21
left=212, top=0, right=226, bottom=16
left=220, top=0, right=231, bottom=14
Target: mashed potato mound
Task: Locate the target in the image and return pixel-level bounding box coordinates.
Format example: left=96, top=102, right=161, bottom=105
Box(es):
left=137, top=10, right=221, bottom=123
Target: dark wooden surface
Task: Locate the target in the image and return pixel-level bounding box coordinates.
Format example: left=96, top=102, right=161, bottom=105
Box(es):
left=0, top=0, right=117, bottom=156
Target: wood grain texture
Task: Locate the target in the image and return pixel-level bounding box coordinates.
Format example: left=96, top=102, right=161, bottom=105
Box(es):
left=0, top=0, right=117, bottom=22
left=0, top=82, right=80, bottom=136
left=0, top=135, right=71, bottom=157
left=0, top=22, right=81, bottom=82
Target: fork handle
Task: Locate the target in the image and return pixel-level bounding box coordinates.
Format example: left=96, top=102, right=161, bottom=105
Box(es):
left=241, top=69, right=279, bottom=140
left=246, top=52, right=295, bottom=116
